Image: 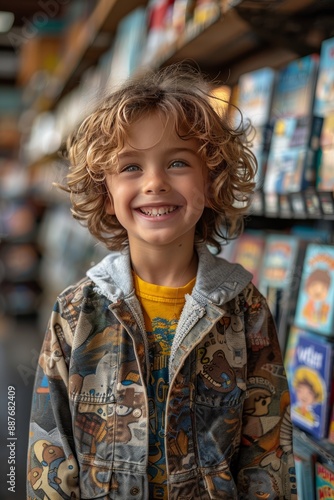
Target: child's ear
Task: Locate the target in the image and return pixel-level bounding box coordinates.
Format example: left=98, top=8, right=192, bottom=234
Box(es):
left=105, top=193, right=115, bottom=215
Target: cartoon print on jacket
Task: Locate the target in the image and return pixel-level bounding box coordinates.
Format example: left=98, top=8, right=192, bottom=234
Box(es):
left=27, top=439, right=78, bottom=499
left=199, top=349, right=236, bottom=392
left=238, top=467, right=281, bottom=500
left=27, top=244, right=297, bottom=499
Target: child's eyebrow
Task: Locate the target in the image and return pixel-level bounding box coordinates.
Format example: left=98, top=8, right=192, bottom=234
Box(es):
left=118, top=146, right=199, bottom=159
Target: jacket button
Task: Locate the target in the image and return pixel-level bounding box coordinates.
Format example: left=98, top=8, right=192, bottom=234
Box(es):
left=133, top=408, right=142, bottom=418
left=130, top=487, right=140, bottom=495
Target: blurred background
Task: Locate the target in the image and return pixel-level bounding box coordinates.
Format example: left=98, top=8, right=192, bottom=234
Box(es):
left=0, top=0, right=334, bottom=498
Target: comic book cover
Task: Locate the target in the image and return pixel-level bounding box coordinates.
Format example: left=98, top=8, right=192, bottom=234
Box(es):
left=258, top=234, right=299, bottom=347
left=263, top=114, right=322, bottom=195
left=317, top=113, right=334, bottom=191
left=294, top=244, right=334, bottom=336
left=285, top=326, right=302, bottom=387
left=315, top=462, right=334, bottom=499
left=289, top=330, right=334, bottom=439
left=314, top=36, right=334, bottom=118
left=237, top=67, right=276, bottom=186
left=292, top=428, right=317, bottom=500
left=238, top=67, right=276, bottom=127
left=230, top=231, right=265, bottom=287
left=270, top=54, right=319, bottom=120
left=260, top=234, right=299, bottom=291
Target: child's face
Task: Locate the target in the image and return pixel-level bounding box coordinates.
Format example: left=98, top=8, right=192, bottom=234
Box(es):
left=295, top=383, right=316, bottom=407
left=307, top=281, right=329, bottom=301
left=105, top=112, right=207, bottom=252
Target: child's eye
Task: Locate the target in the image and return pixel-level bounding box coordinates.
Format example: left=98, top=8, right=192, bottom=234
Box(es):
left=170, top=160, right=187, bottom=169
left=121, top=164, right=140, bottom=173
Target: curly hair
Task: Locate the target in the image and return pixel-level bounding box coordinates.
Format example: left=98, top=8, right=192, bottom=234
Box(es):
left=61, top=63, right=257, bottom=253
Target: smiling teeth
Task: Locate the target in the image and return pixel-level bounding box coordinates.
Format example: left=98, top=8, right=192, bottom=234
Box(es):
left=140, top=206, right=177, bottom=216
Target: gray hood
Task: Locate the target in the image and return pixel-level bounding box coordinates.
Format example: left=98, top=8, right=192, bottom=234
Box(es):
left=86, top=243, right=252, bottom=307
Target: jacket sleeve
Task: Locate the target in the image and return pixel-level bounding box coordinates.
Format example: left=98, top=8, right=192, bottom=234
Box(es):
left=236, top=284, right=297, bottom=500
left=27, top=299, right=80, bottom=500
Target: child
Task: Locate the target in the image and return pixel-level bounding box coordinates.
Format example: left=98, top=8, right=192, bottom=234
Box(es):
left=28, top=64, right=297, bottom=499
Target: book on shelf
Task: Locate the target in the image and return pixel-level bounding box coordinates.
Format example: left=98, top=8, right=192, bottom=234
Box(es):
left=315, top=461, right=334, bottom=499
left=237, top=67, right=276, bottom=188
left=316, top=113, right=334, bottom=192
left=314, top=36, right=334, bottom=119
left=260, top=233, right=299, bottom=290
left=294, top=244, right=334, bottom=336
left=238, top=67, right=276, bottom=128
left=141, top=0, right=176, bottom=66
left=270, top=54, right=319, bottom=120
left=228, top=230, right=265, bottom=287
left=292, top=430, right=317, bottom=500
left=288, top=329, right=334, bottom=439
left=292, top=426, right=334, bottom=500
left=106, top=7, right=148, bottom=90
left=258, top=234, right=299, bottom=341
left=263, top=114, right=323, bottom=195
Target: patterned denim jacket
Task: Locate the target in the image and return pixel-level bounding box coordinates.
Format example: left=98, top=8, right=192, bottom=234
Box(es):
left=27, top=243, right=297, bottom=499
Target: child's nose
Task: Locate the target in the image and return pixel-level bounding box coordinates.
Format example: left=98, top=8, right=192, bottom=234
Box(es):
left=144, top=170, right=170, bottom=194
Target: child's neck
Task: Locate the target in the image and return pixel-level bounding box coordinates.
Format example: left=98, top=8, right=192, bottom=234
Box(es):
left=130, top=242, right=198, bottom=288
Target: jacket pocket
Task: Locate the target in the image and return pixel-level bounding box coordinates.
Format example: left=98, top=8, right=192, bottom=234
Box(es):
left=194, top=346, right=246, bottom=468
left=77, top=461, right=148, bottom=499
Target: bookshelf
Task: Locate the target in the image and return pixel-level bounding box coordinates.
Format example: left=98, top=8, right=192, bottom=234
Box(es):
left=29, top=0, right=330, bottom=113
left=33, top=0, right=149, bottom=112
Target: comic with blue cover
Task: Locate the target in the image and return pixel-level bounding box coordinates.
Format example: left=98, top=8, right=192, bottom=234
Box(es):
left=314, top=36, right=334, bottom=118
left=289, top=330, right=334, bottom=439
left=260, top=234, right=299, bottom=290
left=295, top=244, right=334, bottom=336
left=264, top=114, right=322, bottom=194
left=270, top=54, right=319, bottom=120
left=238, top=67, right=276, bottom=127
left=237, top=67, right=276, bottom=186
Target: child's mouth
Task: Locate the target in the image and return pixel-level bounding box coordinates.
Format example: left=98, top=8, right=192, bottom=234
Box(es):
left=138, top=206, right=178, bottom=217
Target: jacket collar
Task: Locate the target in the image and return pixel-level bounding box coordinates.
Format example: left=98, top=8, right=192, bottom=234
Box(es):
left=86, top=243, right=252, bottom=307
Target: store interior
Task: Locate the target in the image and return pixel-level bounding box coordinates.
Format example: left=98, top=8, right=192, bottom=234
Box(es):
left=1, top=0, right=334, bottom=497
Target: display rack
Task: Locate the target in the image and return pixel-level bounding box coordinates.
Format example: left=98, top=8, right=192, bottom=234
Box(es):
left=31, top=0, right=331, bottom=112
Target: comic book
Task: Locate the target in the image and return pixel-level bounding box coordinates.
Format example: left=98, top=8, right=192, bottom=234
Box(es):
left=314, top=36, right=334, bottom=119
left=317, top=113, right=334, bottom=191
left=106, top=7, right=147, bottom=89
left=263, top=114, right=322, bottom=195
left=315, top=462, right=334, bottom=499
left=270, top=54, right=319, bottom=120
left=230, top=231, right=265, bottom=287
left=285, top=326, right=302, bottom=387
left=292, top=428, right=317, bottom=500
left=258, top=234, right=300, bottom=348
left=238, top=67, right=276, bottom=127
left=259, top=233, right=299, bottom=299
left=237, top=67, right=276, bottom=187
left=294, top=244, right=334, bottom=336
left=289, top=330, right=334, bottom=439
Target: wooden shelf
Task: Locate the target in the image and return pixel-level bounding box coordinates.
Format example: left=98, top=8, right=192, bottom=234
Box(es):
left=158, top=0, right=326, bottom=85
left=35, top=0, right=148, bottom=111
left=33, top=0, right=330, bottom=111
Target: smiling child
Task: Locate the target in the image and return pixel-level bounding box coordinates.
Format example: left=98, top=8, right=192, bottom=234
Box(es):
left=27, top=64, right=297, bottom=499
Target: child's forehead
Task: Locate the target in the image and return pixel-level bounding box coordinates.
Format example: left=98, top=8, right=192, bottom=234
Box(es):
left=120, top=112, right=194, bottom=150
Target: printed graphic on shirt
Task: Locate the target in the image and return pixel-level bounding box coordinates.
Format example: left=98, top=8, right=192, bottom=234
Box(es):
left=132, top=271, right=195, bottom=499
left=147, top=316, right=177, bottom=499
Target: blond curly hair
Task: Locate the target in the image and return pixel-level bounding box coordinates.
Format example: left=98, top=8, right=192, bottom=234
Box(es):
left=62, top=63, right=257, bottom=253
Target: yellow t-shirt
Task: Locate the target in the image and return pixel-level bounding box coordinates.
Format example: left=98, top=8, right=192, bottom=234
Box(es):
left=133, top=272, right=196, bottom=500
